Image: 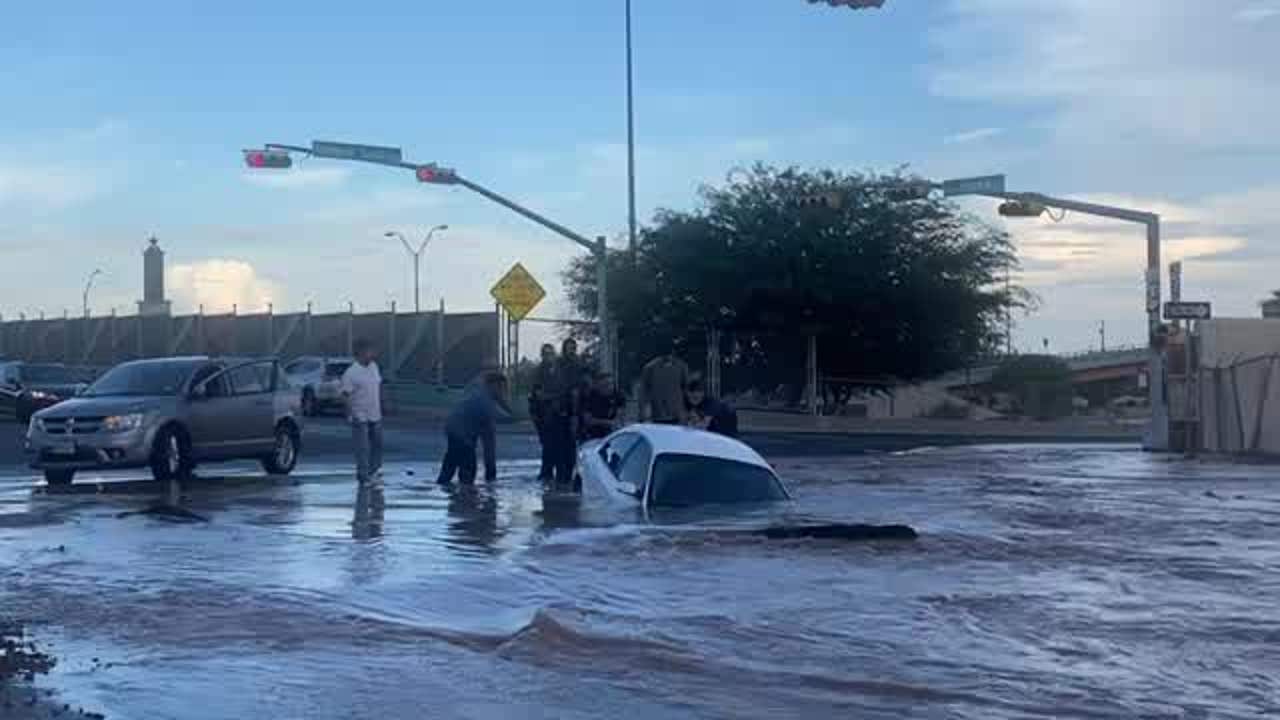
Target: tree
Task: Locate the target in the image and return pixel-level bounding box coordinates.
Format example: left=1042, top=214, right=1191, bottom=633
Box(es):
left=565, top=165, right=1032, bottom=391
left=990, top=354, right=1074, bottom=420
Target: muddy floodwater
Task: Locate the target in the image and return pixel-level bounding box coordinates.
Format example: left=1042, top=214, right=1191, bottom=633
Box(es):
left=1, top=445, right=1278, bottom=719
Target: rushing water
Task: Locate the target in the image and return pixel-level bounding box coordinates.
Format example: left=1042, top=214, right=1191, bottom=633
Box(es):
left=1, top=445, right=1278, bottom=719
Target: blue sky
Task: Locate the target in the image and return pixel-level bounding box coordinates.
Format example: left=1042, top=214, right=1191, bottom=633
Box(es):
left=3, top=0, right=1279, bottom=355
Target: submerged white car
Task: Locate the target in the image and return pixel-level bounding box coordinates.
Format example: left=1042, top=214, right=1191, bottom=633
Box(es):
left=575, top=424, right=790, bottom=513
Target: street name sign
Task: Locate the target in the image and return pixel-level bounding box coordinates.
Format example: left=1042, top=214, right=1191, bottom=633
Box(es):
left=942, top=174, right=1006, bottom=197
left=490, top=263, right=546, bottom=322
left=310, top=141, right=403, bottom=166
left=1163, top=301, right=1211, bottom=321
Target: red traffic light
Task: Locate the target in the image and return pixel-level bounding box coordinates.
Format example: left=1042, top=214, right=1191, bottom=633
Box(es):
left=243, top=150, right=292, bottom=169
left=416, top=164, right=456, bottom=184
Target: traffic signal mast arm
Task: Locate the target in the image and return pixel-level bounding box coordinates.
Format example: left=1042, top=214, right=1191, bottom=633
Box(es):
left=980, top=190, right=1159, bottom=226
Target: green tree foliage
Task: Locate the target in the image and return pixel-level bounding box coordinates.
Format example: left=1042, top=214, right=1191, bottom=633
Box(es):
left=990, top=354, right=1074, bottom=420
left=565, top=165, right=1032, bottom=389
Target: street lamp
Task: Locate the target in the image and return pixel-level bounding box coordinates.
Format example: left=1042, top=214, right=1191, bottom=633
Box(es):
left=82, top=269, right=103, bottom=318
left=384, top=225, right=448, bottom=314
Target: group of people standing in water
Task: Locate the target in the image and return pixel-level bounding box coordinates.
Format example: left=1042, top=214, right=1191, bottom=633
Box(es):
left=341, top=335, right=737, bottom=488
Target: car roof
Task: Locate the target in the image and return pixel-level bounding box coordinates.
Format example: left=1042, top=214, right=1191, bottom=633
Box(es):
left=617, top=424, right=770, bottom=469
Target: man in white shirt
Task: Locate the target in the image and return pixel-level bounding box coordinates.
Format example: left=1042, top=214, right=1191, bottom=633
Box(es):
left=341, top=338, right=384, bottom=484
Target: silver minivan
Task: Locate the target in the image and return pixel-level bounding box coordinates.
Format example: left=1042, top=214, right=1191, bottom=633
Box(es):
left=26, top=356, right=303, bottom=486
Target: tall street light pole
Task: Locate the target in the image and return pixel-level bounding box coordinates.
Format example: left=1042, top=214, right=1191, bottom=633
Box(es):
left=625, top=0, right=638, bottom=261
left=385, top=225, right=448, bottom=314
left=82, top=269, right=103, bottom=318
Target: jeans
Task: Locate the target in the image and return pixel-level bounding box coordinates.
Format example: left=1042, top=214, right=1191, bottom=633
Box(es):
left=437, top=432, right=478, bottom=485
left=352, top=421, right=383, bottom=481
left=547, top=415, right=576, bottom=487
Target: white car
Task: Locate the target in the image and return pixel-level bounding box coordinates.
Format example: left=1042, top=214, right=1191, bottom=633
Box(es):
left=575, top=424, right=790, bottom=514
left=282, top=356, right=353, bottom=416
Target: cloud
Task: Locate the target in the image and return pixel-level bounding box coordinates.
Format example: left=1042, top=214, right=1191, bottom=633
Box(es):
left=929, top=0, right=1279, bottom=151
left=1235, top=1, right=1280, bottom=22
left=241, top=166, right=350, bottom=190
left=0, top=164, right=105, bottom=212
left=944, top=127, right=1004, bottom=145
left=167, top=260, right=283, bottom=314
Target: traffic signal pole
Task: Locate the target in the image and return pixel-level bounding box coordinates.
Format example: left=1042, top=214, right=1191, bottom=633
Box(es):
left=254, top=141, right=612, bottom=372
left=975, top=188, right=1168, bottom=452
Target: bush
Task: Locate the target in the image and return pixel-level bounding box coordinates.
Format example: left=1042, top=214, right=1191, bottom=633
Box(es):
left=990, top=354, right=1073, bottom=420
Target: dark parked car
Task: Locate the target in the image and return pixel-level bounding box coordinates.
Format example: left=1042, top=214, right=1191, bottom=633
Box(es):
left=26, top=356, right=303, bottom=486
left=0, top=362, right=92, bottom=423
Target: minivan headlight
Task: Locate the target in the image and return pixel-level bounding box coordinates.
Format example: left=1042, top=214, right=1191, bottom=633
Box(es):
left=102, top=413, right=145, bottom=433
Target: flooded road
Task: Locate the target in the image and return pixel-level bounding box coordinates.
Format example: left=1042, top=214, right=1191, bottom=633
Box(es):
left=2, top=444, right=1278, bottom=719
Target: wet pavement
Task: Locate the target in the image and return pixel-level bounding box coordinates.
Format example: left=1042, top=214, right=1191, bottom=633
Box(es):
left=2, top=437, right=1279, bottom=719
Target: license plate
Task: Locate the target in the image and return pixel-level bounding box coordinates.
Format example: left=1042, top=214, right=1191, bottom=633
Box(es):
left=48, top=443, right=76, bottom=456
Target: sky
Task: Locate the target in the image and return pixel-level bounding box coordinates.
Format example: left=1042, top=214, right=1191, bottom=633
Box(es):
left=1, top=0, right=1278, bottom=357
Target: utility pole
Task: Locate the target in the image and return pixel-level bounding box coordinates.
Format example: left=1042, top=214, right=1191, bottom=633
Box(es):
left=385, top=225, right=448, bottom=314
left=1099, top=320, right=1106, bottom=353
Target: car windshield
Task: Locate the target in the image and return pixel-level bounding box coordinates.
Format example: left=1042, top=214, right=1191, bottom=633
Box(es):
left=325, top=362, right=351, bottom=377
left=82, top=362, right=198, bottom=397
left=648, top=453, right=788, bottom=508
left=22, top=365, right=80, bottom=383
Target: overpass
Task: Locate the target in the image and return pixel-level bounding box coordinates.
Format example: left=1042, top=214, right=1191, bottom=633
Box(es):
left=936, top=347, right=1148, bottom=405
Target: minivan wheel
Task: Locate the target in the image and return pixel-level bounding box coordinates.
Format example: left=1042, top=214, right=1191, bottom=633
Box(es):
left=261, top=423, right=299, bottom=476
left=150, top=426, right=192, bottom=482
left=44, top=469, right=75, bottom=487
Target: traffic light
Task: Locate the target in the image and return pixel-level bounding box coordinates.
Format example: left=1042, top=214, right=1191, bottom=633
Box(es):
left=243, top=150, right=292, bottom=169
left=416, top=164, right=457, bottom=184
left=998, top=200, right=1046, bottom=218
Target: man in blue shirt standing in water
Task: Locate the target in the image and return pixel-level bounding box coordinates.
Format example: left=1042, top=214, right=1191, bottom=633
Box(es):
left=438, top=372, right=512, bottom=485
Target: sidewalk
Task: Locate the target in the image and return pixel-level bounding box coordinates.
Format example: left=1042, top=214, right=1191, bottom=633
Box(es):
left=381, top=403, right=1139, bottom=442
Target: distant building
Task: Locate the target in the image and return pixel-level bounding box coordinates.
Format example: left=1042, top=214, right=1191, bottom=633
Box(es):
left=137, top=237, right=171, bottom=317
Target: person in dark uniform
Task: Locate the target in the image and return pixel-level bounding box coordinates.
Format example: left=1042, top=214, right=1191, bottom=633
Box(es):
left=685, top=378, right=739, bottom=438
left=578, top=370, right=627, bottom=441
left=547, top=338, right=585, bottom=487
left=527, top=343, right=558, bottom=481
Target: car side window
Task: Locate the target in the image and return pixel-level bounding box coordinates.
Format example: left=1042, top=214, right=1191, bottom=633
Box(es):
left=616, top=439, right=654, bottom=497
left=599, top=433, right=640, bottom=476
left=228, top=363, right=273, bottom=395
left=190, top=364, right=231, bottom=399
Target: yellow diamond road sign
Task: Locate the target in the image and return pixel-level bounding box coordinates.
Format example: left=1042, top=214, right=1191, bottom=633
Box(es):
left=490, top=263, right=546, bottom=322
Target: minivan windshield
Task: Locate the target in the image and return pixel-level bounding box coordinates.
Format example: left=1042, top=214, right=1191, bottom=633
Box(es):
left=648, top=453, right=788, bottom=508
left=83, top=361, right=200, bottom=398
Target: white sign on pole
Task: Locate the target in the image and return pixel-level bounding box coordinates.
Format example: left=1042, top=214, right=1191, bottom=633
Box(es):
left=1164, top=301, right=1211, bottom=321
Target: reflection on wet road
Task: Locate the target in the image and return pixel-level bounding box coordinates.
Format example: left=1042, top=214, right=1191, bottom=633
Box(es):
left=2, top=445, right=1279, bottom=719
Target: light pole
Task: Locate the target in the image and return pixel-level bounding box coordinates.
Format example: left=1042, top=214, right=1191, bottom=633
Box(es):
left=82, top=269, right=103, bottom=318
left=385, top=225, right=448, bottom=314
left=625, top=0, right=637, bottom=262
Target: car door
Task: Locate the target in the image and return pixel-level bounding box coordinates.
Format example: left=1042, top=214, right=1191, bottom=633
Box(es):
left=186, top=363, right=244, bottom=460
left=225, top=360, right=278, bottom=455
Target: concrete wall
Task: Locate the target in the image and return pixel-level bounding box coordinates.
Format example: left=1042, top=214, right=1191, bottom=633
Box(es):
left=1196, top=318, right=1280, bottom=455
left=0, top=309, right=499, bottom=385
